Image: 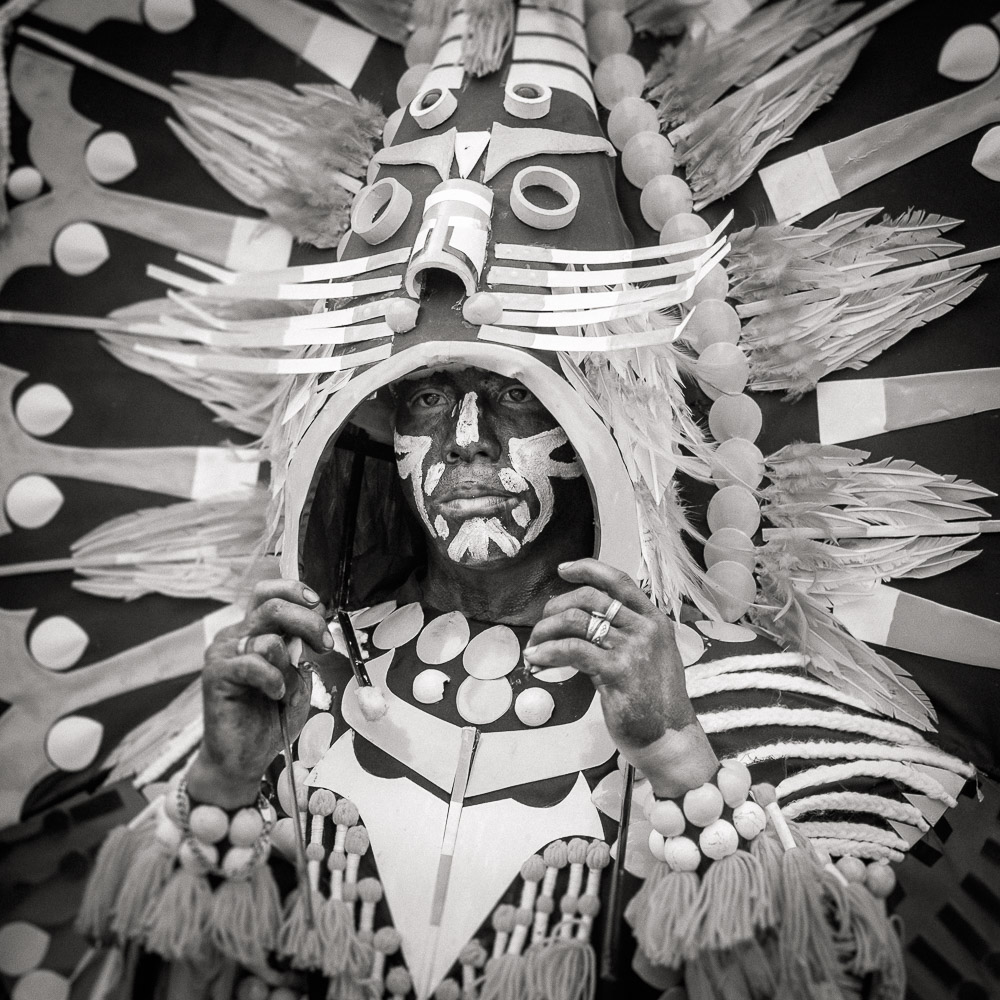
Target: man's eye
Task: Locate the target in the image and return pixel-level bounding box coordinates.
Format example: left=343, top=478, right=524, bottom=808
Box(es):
left=500, top=386, right=534, bottom=404
left=412, top=391, right=446, bottom=409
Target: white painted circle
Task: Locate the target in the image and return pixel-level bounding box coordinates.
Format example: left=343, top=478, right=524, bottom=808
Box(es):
left=938, top=24, right=1000, bottom=81
left=29, top=615, right=89, bottom=670
left=463, top=624, right=521, bottom=679
left=674, top=622, right=704, bottom=666
left=85, top=132, right=138, bottom=184
left=52, top=222, right=109, bottom=276
left=142, top=0, right=196, bottom=32
left=695, top=620, right=757, bottom=644
left=6, top=475, right=64, bottom=530
left=7, top=166, right=43, bottom=202
left=351, top=601, right=397, bottom=629
left=0, top=922, right=49, bottom=976
left=45, top=716, right=103, bottom=772
left=456, top=676, right=513, bottom=725
left=532, top=665, right=578, bottom=683
left=14, top=384, right=73, bottom=438
left=416, top=611, right=471, bottom=664
left=12, top=970, right=69, bottom=1000
left=372, top=602, right=424, bottom=650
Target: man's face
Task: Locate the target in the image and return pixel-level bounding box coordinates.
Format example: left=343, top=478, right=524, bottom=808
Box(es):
left=392, top=367, right=586, bottom=568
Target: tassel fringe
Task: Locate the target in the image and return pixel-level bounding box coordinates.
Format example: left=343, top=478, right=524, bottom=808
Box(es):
left=463, top=0, right=515, bottom=77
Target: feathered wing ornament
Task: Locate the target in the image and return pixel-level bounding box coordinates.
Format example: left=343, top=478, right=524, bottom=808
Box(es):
left=646, top=0, right=859, bottom=127
left=674, top=30, right=868, bottom=209
left=751, top=443, right=996, bottom=729
left=168, top=76, right=384, bottom=248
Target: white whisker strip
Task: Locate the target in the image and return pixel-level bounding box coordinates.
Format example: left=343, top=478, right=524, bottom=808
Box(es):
left=132, top=341, right=393, bottom=374
left=495, top=212, right=733, bottom=263
left=806, top=839, right=905, bottom=864
left=147, top=265, right=402, bottom=300
left=687, top=672, right=872, bottom=711
left=477, top=319, right=687, bottom=352
left=685, top=652, right=808, bottom=681
left=777, top=761, right=958, bottom=806
left=151, top=320, right=395, bottom=348
left=796, top=821, right=909, bottom=851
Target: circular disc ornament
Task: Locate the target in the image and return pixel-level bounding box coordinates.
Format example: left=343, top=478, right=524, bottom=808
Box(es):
left=711, top=438, right=765, bottom=490
left=704, top=527, right=755, bottom=571
left=53, top=222, right=109, bottom=276
left=46, top=716, right=103, bottom=771
left=695, top=342, right=749, bottom=398
left=29, top=615, right=89, bottom=670
left=586, top=11, right=633, bottom=62
left=593, top=53, right=645, bottom=109
left=709, top=394, right=762, bottom=442
left=416, top=611, right=471, bottom=664
left=405, top=25, right=442, bottom=66
left=351, top=601, right=397, bottom=629
left=685, top=299, right=741, bottom=354
left=7, top=166, right=44, bottom=202
left=696, top=620, right=757, bottom=643
left=0, top=922, right=49, bottom=976
left=456, top=676, right=513, bottom=725
left=689, top=264, right=730, bottom=306
left=14, top=384, right=73, bottom=438
left=607, top=97, right=659, bottom=151
left=674, top=622, right=704, bottom=666
left=622, top=132, right=675, bottom=189
left=658, top=212, right=710, bottom=252
left=532, top=665, right=578, bottom=683
left=373, top=602, right=424, bottom=650
left=706, top=561, right=756, bottom=622
left=707, top=486, right=760, bottom=536
left=640, top=174, right=693, bottom=231
left=463, top=624, right=521, bottom=678
left=6, top=475, right=64, bottom=530
left=13, top=970, right=69, bottom=1000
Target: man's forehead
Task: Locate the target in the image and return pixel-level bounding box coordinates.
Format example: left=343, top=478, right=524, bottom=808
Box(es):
left=394, top=366, right=519, bottom=390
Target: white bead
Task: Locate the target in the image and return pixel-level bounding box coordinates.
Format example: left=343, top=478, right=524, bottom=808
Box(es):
left=514, top=688, right=555, bottom=727
left=155, top=814, right=183, bottom=852
left=647, top=828, right=665, bottom=862
left=717, top=766, right=751, bottom=808
left=732, top=801, right=767, bottom=840
left=189, top=804, right=229, bottom=845
left=222, top=846, right=256, bottom=877
left=648, top=799, right=686, bottom=838
left=661, top=836, right=701, bottom=872
left=682, top=782, right=724, bottom=827
left=229, top=807, right=264, bottom=848
left=699, top=819, right=739, bottom=860
left=836, top=856, right=867, bottom=883
left=413, top=668, right=450, bottom=704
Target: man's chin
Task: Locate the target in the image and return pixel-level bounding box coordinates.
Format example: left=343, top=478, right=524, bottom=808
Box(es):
left=436, top=514, right=528, bottom=567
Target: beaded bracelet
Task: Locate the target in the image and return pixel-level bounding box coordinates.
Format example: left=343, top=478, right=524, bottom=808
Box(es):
left=164, top=771, right=274, bottom=879
left=645, top=758, right=767, bottom=868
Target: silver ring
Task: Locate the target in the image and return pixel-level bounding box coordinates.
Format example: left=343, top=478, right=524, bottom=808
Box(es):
left=604, top=599, right=623, bottom=625
left=590, top=618, right=612, bottom=647
left=236, top=635, right=251, bottom=656
left=585, top=611, right=605, bottom=643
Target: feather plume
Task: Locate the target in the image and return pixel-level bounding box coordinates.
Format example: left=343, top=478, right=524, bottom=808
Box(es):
left=462, top=0, right=515, bottom=77
left=168, top=75, right=384, bottom=248
left=329, top=0, right=413, bottom=44
left=749, top=442, right=994, bottom=729
left=646, top=0, right=859, bottom=127
left=65, top=492, right=268, bottom=602
left=675, top=31, right=868, bottom=209
left=570, top=305, right=718, bottom=614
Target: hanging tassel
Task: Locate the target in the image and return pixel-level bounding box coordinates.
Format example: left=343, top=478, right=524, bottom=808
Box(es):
left=479, top=951, right=529, bottom=1000
left=143, top=859, right=215, bottom=962
left=109, top=824, right=179, bottom=943
left=624, top=865, right=700, bottom=968
left=278, top=886, right=328, bottom=970
left=462, top=0, right=515, bottom=77
left=683, top=848, right=770, bottom=955
left=211, top=864, right=282, bottom=967
left=525, top=937, right=596, bottom=1000
left=76, top=824, right=141, bottom=940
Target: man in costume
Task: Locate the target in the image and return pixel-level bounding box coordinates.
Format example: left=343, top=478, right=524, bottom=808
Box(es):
left=70, top=2, right=978, bottom=998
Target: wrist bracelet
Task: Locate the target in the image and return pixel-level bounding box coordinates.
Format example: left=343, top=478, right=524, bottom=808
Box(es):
left=165, top=771, right=273, bottom=879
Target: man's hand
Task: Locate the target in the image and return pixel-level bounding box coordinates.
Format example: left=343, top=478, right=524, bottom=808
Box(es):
left=187, top=579, right=332, bottom=808
left=523, top=558, right=718, bottom=797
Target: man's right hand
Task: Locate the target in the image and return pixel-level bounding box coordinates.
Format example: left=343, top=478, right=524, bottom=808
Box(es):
left=186, top=579, right=332, bottom=808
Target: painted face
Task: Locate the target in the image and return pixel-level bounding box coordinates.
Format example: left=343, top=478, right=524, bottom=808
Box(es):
left=393, top=367, right=586, bottom=567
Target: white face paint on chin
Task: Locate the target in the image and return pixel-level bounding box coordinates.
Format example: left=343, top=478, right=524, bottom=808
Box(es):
left=447, top=517, right=520, bottom=563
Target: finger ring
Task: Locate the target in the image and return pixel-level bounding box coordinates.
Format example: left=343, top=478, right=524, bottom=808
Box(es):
left=604, top=599, right=623, bottom=625
left=585, top=611, right=605, bottom=643
left=590, top=618, right=612, bottom=647
left=236, top=635, right=251, bottom=656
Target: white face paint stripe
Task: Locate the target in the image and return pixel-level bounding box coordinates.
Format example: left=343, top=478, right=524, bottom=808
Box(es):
left=447, top=517, right=521, bottom=563
left=455, top=392, right=480, bottom=449
left=425, top=461, right=446, bottom=496
left=434, top=514, right=450, bottom=539
left=507, top=427, right=582, bottom=544
left=394, top=432, right=435, bottom=535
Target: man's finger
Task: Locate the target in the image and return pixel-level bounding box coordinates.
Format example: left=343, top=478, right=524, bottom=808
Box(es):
left=542, top=586, right=642, bottom=629
left=528, top=608, right=622, bottom=648
left=246, top=598, right=332, bottom=654
left=219, top=654, right=287, bottom=700
left=250, top=578, right=323, bottom=613
left=522, top=637, right=605, bottom=677
left=556, top=559, right=650, bottom=615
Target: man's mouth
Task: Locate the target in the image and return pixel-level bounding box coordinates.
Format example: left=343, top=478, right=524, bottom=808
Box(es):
left=435, top=494, right=517, bottom=518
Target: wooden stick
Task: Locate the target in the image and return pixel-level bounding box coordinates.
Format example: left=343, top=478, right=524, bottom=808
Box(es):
left=600, top=763, right=634, bottom=982
left=17, top=27, right=175, bottom=105
left=279, top=707, right=315, bottom=928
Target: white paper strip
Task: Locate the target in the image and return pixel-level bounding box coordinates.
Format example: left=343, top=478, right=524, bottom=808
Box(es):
left=153, top=319, right=395, bottom=348
left=478, top=317, right=687, bottom=351
left=176, top=246, right=410, bottom=285
left=133, top=341, right=393, bottom=374
left=831, top=584, right=1000, bottom=670
left=167, top=298, right=406, bottom=333
left=495, top=212, right=732, bottom=263
left=816, top=368, right=1000, bottom=443
left=488, top=238, right=725, bottom=287
left=760, top=146, right=842, bottom=223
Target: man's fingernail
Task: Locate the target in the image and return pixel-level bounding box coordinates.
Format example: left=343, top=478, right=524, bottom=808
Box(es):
left=322, top=630, right=334, bottom=648
left=303, top=587, right=320, bottom=604
left=276, top=683, right=286, bottom=700
left=523, top=645, right=537, bottom=657
left=558, top=561, right=575, bottom=570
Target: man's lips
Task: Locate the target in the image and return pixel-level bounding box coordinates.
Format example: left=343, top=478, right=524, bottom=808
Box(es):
left=435, top=494, right=518, bottom=518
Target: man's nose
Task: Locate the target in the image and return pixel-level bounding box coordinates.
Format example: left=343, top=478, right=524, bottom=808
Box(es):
left=444, top=392, right=501, bottom=463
